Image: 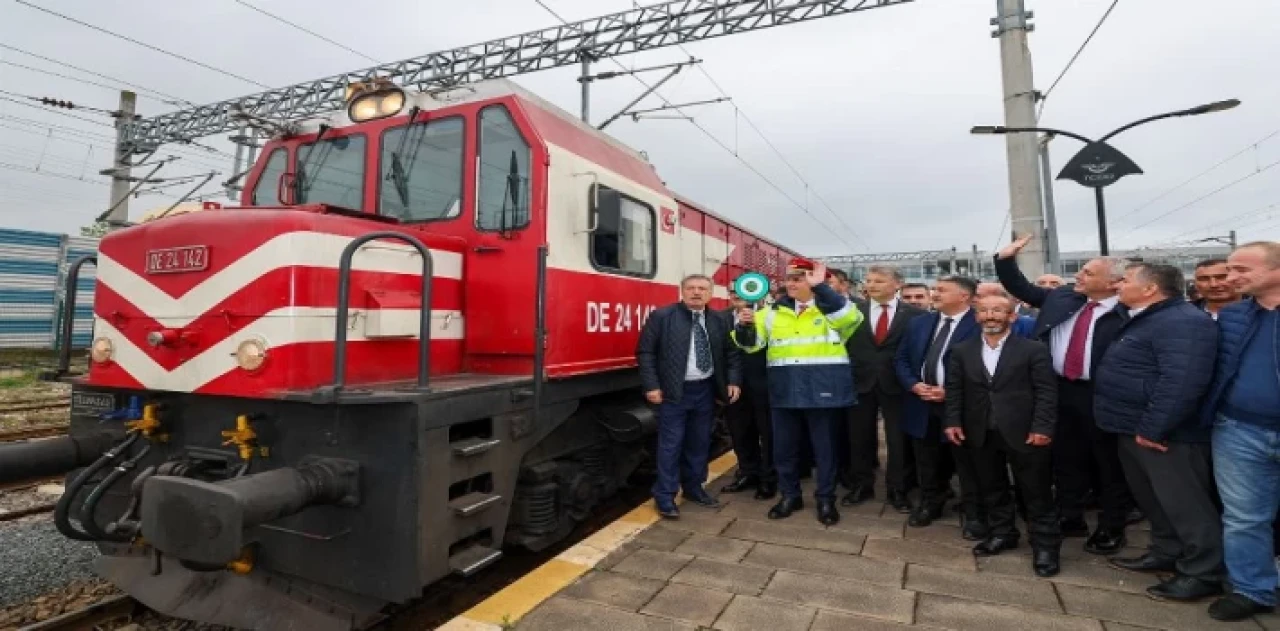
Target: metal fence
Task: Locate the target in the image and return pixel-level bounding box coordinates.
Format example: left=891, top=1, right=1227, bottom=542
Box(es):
left=0, top=228, right=98, bottom=352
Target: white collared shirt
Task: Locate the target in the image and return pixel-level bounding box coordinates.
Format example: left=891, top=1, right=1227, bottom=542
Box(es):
left=685, top=309, right=714, bottom=381
left=923, top=307, right=970, bottom=385
left=1049, top=296, right=1119, bottom=380
left=870, top=297, right=898, bottom=330
left=982, top=332, right=1011, bottom=377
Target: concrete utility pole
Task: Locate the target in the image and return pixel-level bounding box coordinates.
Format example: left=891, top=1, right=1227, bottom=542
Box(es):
left=106, top=90, right=137, bottom=225
left=579, top=57, right=591, bottom=123
left=1039, top=134, right=1061, bottom=274
left=992, top=0, right=1046, bottom=278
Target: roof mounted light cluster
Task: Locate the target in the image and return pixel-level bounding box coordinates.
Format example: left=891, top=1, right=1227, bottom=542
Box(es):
left=346, top=79, right=406, bottom=123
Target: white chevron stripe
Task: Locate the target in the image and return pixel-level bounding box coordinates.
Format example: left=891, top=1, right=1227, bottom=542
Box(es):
left=98, top=231, right=462, bottom=325
left=95, top=307, right=464, bottom=392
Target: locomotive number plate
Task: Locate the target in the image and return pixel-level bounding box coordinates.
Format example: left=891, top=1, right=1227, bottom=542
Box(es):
left=71, top=392, right=115, bottom=417
left=145, top=245, right=208, bottom=275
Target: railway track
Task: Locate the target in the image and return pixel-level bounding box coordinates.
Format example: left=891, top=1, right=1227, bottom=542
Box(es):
left=0, top=475, right=63, bottom=523
left=15, top=594, right=141, bottom=631
left=0, top=424, right=69, bottom=443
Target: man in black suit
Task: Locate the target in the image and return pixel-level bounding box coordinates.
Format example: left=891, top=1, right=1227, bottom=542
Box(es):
left=945, top=293, right=1062, bottom=577
left=895, top=275, right=982, bottom=529
left=636, top=274, right=742, bottom=519
left=844, top=264, right=924, bottom=512
left=720, top=294, right=777, bottom=500
left=995, top=234, right=1132, bottom=555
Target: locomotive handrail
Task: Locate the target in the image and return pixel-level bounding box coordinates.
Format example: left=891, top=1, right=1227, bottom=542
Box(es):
left=316, top=232, right=434, bottom=403
left=532, top=244, right=548, bottom=424
left=43, top=255, right=97, bottom=381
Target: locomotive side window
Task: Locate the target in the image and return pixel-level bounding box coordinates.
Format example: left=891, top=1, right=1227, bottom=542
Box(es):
left=590, top=185, right=655, bottom=278
left=476, top=105, right=531, bottom=231
left=379, top=116, right=465, bottom=222
left=297, top=134, right=366, bottom=210
left=250, top=148, right=287, bottom=206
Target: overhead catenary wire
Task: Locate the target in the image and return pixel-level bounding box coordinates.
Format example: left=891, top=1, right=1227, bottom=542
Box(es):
left=630, top=0, right=872, bottom=253
left=0, top=88, right=124, bottom=117
left=1112, top=128, right=1280, bottom=224
left=13, top=0, right=272, bottom=89
left=0, top=42, right=195, bottom=106
left=534, top=0, right=864, bottom=253
left=1036, top=0, right=1120, bottom=119
left=1119, top=158, right=1280, bottom=235
left=231, top=0, right=381, bottom=64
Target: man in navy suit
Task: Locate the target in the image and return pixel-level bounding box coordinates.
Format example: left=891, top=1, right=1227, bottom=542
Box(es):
left=895, top=275, right=983, bottom=531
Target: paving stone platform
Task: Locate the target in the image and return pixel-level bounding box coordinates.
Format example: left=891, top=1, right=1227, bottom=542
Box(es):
left=499, top=468, right=1279, bottom=631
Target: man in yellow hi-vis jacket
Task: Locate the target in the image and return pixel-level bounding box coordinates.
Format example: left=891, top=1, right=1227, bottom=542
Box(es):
left=734, top=257, right=864, bottom=525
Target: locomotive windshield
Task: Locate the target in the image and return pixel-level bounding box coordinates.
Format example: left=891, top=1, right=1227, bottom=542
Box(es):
left=296, top=134, right=366, bottom=209
left=379, top=116, right=465, bottom=222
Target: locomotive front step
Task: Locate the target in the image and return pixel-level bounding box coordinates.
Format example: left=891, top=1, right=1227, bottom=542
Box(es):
left=448, top=545, right=504, bottom=577
left=449, top=492, right=503, bottom=517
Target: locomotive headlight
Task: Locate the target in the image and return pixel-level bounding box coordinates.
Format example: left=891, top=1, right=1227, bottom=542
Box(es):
left=347, top=87, right=405, bottom=123
left=89, top=337, right=114, bottom=363
left=233, top=337, right=268, bottom=372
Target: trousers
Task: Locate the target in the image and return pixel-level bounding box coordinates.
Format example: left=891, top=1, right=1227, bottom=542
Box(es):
left=774, top=407, right=842, bottom=501
left=1213, top=417, right=1280, bottom=606
left=725, top=383, right=775, bottom=482
left=651, top=378, right=715, bottom=503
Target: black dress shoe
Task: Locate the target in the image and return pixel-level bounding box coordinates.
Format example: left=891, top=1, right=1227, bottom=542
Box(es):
left=887, top=490, right=912, bottom=514
left=1146, top=575, right=1223, bottom=602
left=754, top=481, right=777, bottom=500
left=684, top=491, right=720, bottom=508
left=1059, top=517, right=1090, bottom=538
left=720, top=475, right=758, bottom=494
left=1084, top=528, right=1126, bottom=555
left=768, top=497, right=803, bottom=520
left=972, top=535, right=1019, bottom=557
left=908, top=504, right=943, bottom=528
left=840, top=485, right=874, bottom=507
left=1109, top=553, right=1177, bottom=574
left=655, top=502, right=680, bottom=519
left=1209, top=594, right=1275, bottom=621
left=1033, top=548, right=1061, bottom=577
left=1125, top=507, right=1146, bottom=526
left=959, top=514, right=989, bottom=542
left=817, top=500, right=840, bottom=526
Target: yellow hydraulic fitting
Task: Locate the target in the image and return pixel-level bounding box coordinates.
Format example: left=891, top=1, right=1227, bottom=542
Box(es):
left=125, top=404, right=163, bottom=439
left=221, top=415, right=258, bottom=461
left=226, top=548, right=254, bottom=575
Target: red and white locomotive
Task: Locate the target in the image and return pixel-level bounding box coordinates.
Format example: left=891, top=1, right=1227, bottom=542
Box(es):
left=47, top=78, right=804, bottom=629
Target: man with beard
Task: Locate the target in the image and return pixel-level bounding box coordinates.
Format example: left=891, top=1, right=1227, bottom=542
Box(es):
left=944, top=293, right=1061, bottom=576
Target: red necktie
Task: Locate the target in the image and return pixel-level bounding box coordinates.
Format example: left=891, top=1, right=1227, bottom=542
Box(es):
left=1062, top=301, right=1100, bottom=380
left=874, top=305, right=890, bottom=344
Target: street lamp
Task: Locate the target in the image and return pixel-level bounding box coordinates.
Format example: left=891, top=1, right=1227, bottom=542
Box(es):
left=971, top=99, right=1241, bottom=255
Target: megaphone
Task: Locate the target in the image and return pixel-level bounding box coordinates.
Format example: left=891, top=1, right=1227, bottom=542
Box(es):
left=734, top=272, right=770, bottom=302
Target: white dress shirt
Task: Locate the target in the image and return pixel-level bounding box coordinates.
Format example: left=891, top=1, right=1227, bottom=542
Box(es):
left=685, top=309, right=714, bottom=381
left=982, top=331, right=1011, bottom=377
left=1049, top=296, right=1119, bottom=380
left=870, top=297, right=898, bottom=331
left=924, top=307, right=970, bottom=386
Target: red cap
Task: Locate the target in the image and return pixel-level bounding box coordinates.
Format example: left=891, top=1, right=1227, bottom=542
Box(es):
left=786, top=257, right=814, bottom=274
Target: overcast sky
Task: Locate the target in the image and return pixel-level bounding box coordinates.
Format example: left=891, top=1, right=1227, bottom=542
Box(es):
left=1, top=0, right=1277, bottom=257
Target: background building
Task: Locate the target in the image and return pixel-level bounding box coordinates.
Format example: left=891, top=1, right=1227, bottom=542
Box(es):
left=818, top=244, right=1231, bottom=286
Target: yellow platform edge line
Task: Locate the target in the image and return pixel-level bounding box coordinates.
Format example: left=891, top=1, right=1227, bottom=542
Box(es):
left=442, top=451, right=739, bottom=629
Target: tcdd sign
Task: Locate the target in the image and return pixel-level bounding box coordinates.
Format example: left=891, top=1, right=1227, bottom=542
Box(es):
left=1057, top=141, right=1144, bottom=189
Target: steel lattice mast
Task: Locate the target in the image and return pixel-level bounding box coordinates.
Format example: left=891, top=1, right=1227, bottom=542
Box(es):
left=123, top=0, right=914, bottom=152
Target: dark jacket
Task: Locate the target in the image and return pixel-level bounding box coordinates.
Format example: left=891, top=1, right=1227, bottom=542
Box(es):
left=847, top=299, right=926, bottom=395
left=1094, top=297, right=1218, bottom=443
left=1201, top=298, right=1280, bottom=424
left=944, top=334, right=1057, bottom=451
left=722, top=307, right=768, bottom=391
left=995, top=256, right=1124, bottom=376
left=636, top=303, right=742, bottom=404
left=894, top=309, right=980, bottom=439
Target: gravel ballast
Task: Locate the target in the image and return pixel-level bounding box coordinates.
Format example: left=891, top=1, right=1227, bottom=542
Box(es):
left=0, top=517, right=99, bottom=607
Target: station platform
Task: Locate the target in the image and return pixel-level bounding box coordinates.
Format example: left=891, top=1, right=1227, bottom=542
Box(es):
left=440, top=453, right=1279, bottom=631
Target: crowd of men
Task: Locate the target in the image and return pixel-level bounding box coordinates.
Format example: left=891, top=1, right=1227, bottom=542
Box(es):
left=635, top=238, right=1280, bottom=622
